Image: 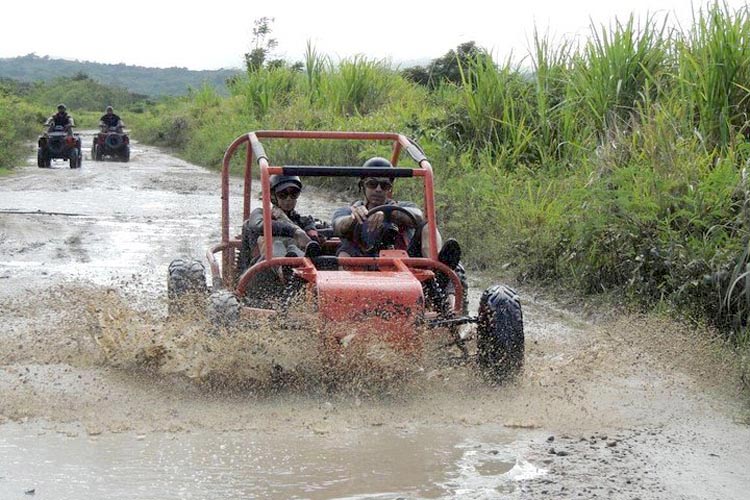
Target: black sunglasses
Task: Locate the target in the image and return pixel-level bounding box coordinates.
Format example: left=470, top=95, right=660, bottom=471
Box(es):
left=276, top=189, right=300, bottom=200
left=363, top=179, right=393, bottom=190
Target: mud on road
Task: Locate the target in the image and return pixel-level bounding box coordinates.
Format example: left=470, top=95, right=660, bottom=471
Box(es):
left=0, top=133, right=749, bottom=499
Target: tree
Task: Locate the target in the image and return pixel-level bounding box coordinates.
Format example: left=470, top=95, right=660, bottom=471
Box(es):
left=244, top=17, right=278, bottom=72
left=401, top=41, right=492, bottom=88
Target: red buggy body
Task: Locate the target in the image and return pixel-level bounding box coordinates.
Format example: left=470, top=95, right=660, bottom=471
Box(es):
left=168, top=131, right=524, bottom=381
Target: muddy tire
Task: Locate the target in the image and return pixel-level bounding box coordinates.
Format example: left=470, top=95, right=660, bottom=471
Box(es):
left=207, top=290, right=241, bottom=328
left=167, top=258, right=208, bottom=316
left=69, top=148, right=80, bottom=169
left=37, top=149, right=48, bottom=168
left=105, top=134, right=123, bottom=150
left=121, top=145, right=130, bottom=162
left=476, top=284, right=524, bottom=382
left=455, top=263, right=469, bottom=316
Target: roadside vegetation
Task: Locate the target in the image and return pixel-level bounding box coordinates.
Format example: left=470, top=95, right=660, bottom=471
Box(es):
left=0, top=4, right=747, bottom=381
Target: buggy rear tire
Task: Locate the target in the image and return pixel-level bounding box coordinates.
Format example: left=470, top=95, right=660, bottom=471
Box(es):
left=207, top=290, right=241, bottom=328
left=476, top=284, right=524, bottom=382
left=167, top=258, right=208, bottom=316
left=455, top=263, right=469, bottom=316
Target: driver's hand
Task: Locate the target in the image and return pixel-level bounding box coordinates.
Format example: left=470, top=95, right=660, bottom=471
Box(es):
left=350, top=205, right=369, bottom=224
left=366, top=210, right=384, bottom=231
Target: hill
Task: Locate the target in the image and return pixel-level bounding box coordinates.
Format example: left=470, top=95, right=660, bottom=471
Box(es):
left=0, top=54, right=241, bottom=97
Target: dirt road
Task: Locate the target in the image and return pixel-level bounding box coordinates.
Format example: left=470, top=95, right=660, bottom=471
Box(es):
left=0, top=133, right=748, bottom=499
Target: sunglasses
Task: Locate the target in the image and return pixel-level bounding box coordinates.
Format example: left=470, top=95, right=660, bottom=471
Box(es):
left=363, top=179, right=393, bottom=190
left=275, top=189, right=301, bottom=200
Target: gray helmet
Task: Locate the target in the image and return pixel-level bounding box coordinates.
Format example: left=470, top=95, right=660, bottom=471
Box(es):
left=105, top=105, right=113, bottom=112
left=269, top=174, right=302, bottom=193
left=362, top=156, right=393, bottom=169
left=57, top=104, right=66, bottom=111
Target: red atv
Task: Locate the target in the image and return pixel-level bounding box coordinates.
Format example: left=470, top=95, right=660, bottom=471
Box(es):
left=92, top=126, right=130, bottom=162
left=37, top=125, right=82, bottom=168
left=167, top=131, right=524, bottom=382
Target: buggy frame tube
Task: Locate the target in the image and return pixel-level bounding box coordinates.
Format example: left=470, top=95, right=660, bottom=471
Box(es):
left=219, top=130, right=442, bottom=286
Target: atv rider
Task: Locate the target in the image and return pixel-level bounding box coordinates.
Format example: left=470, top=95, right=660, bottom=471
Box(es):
left=238, top=174, right=323, bottom=274
left=99, top=106, right=124, bottom=132
left=46, top=104, right=75, bottom=134
left=332, top=156, right=462, bottom=304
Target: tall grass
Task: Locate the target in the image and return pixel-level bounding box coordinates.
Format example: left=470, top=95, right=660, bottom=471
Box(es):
left=676, top=1, right=750, bottom=150
left=131, top=2, right=750, bottom=354
left=0, top=94, right=44, bottom=170
left=318, top=55, right=396, bottom=116
left=570, top=14, right=670, bottom=141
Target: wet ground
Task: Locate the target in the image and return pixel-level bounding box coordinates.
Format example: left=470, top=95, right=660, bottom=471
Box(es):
left=0, top=133, right=749, bottom=499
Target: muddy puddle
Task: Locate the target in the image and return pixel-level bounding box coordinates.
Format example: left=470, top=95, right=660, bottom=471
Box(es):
left=1, top=135, right=749, bottom=499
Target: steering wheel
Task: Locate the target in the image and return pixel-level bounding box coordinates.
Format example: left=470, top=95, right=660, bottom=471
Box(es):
left=364, top=205, right=419, bottom=252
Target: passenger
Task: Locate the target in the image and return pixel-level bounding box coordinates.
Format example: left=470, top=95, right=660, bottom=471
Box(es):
left=238, top=174, right=323, bottom=274
left=99, top=106, right=124, bottom=131
left=46, top=104, right=74, bottom=134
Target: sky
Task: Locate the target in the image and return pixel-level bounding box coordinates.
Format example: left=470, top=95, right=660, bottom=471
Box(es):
left=1, top=0, right=748, bottom=71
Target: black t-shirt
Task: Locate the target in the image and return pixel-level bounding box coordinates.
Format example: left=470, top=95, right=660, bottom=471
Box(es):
left=51, top=112, right=72, bottom=127
left=100, top=113, right=121, bottom=127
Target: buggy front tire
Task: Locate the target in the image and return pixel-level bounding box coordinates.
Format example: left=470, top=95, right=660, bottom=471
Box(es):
left=167, top=258, right=208, bottom=316
left=476, top=284, right=524, bottom=382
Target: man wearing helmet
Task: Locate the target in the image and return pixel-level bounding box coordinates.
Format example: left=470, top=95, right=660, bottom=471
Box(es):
left=99, top=106, right=124, bottom=132
left=46, top=104, right=75, bottom=133
left=238, top=174, right=323, bottom=273
left=332, top=156, right=461, bottom=265
left=332, top=156, right=462, bottom=307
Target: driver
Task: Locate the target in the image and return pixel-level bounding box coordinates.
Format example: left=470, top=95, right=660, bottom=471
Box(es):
left=332, top=156, right=460, bottom=266
left=99, top=106, right=124, bottom=131
left=46, top=104, right=74, bottom=134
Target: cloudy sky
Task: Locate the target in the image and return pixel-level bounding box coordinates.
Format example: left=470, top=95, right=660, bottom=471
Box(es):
left=1, top=0, right=747, bottom=70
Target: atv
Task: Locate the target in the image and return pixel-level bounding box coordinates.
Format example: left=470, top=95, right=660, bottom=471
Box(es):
left=37, top=125, right=82, bottom=168
left=167, top=131, right=524, bottom=382
left=92, top=126, right=130, bottom=162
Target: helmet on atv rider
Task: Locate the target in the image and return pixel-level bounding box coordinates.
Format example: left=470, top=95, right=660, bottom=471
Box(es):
left=105, top=106, right=113, bottom=112
left=57, top=104, right=66, bottom=111
left=269, top=174, right=302, bottom=194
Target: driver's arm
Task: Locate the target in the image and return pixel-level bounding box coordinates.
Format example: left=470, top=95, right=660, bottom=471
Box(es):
left=332, top=205, right=361, bottom=237
left=393, top=202, right=424, bottom=228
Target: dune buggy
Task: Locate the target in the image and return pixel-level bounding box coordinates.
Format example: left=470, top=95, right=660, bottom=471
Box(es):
left=92, top=126, right=130, bottom=162
left=37, top=125, right=82, bottom=168
left=167, top=131, right=524, bottom=382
